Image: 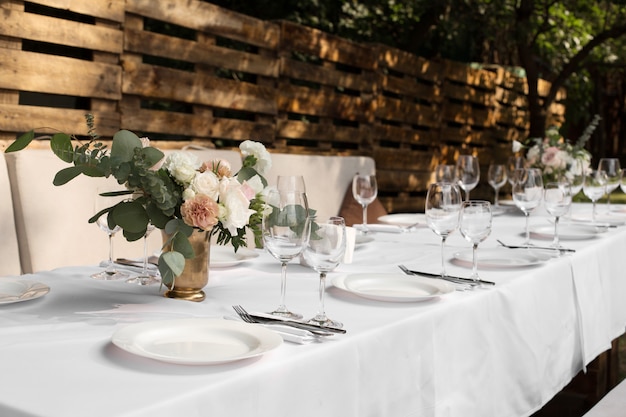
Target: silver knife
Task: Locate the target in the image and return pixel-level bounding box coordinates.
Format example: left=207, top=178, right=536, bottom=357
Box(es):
left=249, top=312, right=347, bottom=334
left=404, top=269, right=495, bottom=286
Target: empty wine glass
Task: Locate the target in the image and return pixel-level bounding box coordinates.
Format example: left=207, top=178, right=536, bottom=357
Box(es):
left=277, top=175, right=307, bottom=194
left=435, top=164, right=456, bottom=182
left=425, top=182, right=462, bottom=278
left=507, top=156, right=526, bottom=187
left=568, top=158, right=585, bottom=197
left=459, top=201, right=492, bottom=287
left=488, top=164, right=507, bottom=207
left=263, top=189, right=311, bottom=319
left=598, top=158, right=621, bottom=212
left=512, top=168, right=543, bottom=246
left=352, top=173, right=378, bottom=233
left=583, top=169, right=608, bottom=224
left=455, top=155, right=480, bottom=201
left=126, top=223, right=159, bottom=285
left=302, top=216, right=346, bottom=328
left=543, top=182, right=573, bottom=251
left=91, top=188, right=129, bottom=280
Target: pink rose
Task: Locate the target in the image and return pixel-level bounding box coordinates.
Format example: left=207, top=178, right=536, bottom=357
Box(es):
left=201, top=159, right=232, bottom=178
left=180, top=194, right=220, bottom=230
left=541, top=146, right=566, bottom=169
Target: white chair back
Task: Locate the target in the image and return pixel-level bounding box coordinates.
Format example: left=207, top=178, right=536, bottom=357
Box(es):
left=0, top=152, right=22, bottom=276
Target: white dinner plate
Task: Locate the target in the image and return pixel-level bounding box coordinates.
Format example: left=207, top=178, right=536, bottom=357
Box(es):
left=112, top=318, right=283, bottom=365
left=332, top=273, right=454, bottom=302
left=453, top=247, right=552, bottom=268
left=0, top=279, right=50, bottom=305
left=211, top=246, right=259, bottom=267
left=377, top=213, right=423, bottom=227
left=529, top=224, right=600, bottom=240
left=569, top=213, right=626, bottom=227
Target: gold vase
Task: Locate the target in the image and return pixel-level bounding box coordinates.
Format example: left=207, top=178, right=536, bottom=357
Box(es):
left=162, top=229, right=210, bottom=302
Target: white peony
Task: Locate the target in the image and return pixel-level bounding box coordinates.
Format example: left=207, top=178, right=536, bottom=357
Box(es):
left=219, top=178, right=256, bottom=234
left=164, top=152, right=201, bottom=185
left=512, top=140, right=523, bottom=153
left=190, top=170, right=220, bottom=200
left=240, top=140, right=272, bottom=176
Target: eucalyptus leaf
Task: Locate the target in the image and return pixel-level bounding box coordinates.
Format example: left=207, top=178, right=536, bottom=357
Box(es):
left=50, top=133, right=73, bottom=163
left=5, top=131, right=34, bottom=153
left=53, top=166, right=83, bottom=186
left=172, top=232, right=194, bottom=258
left=141, top=147, right=165, bottom=168
left=122, top=229, right=145, bottom=242
left=111, top=130, right=142, bottom=162
left=145, top=202, right=171, bottom=229
left=111, top=201, right=149, bottom=233
left=159, top=251, right=186, bottom=285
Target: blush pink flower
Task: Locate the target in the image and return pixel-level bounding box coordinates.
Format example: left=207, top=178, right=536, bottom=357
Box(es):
left=201, top=159, right=232, bottom=178
left=541, top=146, right=567, bottom=169
left=180, top=194, right=220, bottom=230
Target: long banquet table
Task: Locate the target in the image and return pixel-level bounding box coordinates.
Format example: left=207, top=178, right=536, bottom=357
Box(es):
left=1, top=203, right=626, bottom=417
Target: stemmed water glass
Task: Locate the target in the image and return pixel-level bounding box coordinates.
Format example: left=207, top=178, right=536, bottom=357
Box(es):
left=583, top=169, right=608, bottom=224
left=598, top=158, right=621, bottom=212
left=352, top=173, right=378, bottom=233
left=277, top=175, right=307, bottom=194
left=459, top=201, right=492, bottom=287
left=262, top=189, right=311, bottom=319
left=435, top=164, right=456, bottom=182
left=543, top=182, right=573, bottom=251
left=488, top=164, right=507, bottom=207
left=512, top=168, right=543, bottom=246
left=506, top=156, right=525, bottom=187
left=91, top=189, right=129, bottom=280
left=126, top=223, right=159, bottom=285
left=455, top=155, right=480, bottom=201
left=425, top=182, right=462, bottom=278
left=302, top=216, right=346, bottom=328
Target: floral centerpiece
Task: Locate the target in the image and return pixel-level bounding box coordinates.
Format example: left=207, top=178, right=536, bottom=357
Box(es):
left=512, top=115, right=600, bottom=184
left=5, top=115, right=271, bottom=288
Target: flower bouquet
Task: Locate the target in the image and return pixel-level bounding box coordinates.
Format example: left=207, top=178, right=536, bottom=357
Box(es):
left=5, top=115, right=271, bottom=287
left=512, top=115, right=599, bottom=184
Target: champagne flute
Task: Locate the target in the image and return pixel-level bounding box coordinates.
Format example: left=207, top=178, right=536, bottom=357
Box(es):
left=91, top=188, right=129, bottom=280
left=512, top=168, right=543, bottom=246
left=583, top=169, right=608, bottom=224
left=459, top=201, right=492, bottom=287
left=352, top=173, right=378, bottom=233
left=488, top=164, right=507, bottom=207
left=425, top=182, right=462, bottom=278
left=455, top=155, right=480, bottom=201
left=302, top=216, right=346, bottom=328
left=126, top=223, right=159, bottom=285
left=435, top=164, right=456, bottom=182
left=543, top=182, right=573, bottom=251
left=598, top=158, right=621, bottom=212
left=263, top=189, right=311, bottom=319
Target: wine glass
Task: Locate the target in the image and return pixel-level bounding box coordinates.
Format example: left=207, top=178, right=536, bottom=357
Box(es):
left=277, top=175, right=306, bottom=193
left=506, top=156, right=525, bottom=186
left=459, top=201, right=492, bottom=287
left=302, top=216, right=346, bottom=328
left=598, top=158, right=621, bottom=212
left=91, top=189, right=129, bottom=280
left=568, top=158, right=585, bottom=197
left=126, top=223, right=159, bottom=285
left=425, top=182, right=462, bottom=278
left=488, top=164, right=507, bottom=207
left=512, top=168, right=543, bottom=246
left=583, top=169, right=608, bottom=224
left=352, top=173, right=378, bottom=233
left=262, top=189, right=311, bottom=319
left=543, top=182, right=573, bottom=251
left=435, top=164, right=456, bottom=182
left=455, top=155, right=480, bottom=201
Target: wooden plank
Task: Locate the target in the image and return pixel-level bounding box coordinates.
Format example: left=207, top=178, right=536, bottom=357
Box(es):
left=27, top=0, right=125, bottom=22
left=122, top=61, right=277, bottom=115
left=124, top=28, right=279, bottom=77
left=371, top=124, right=439, bottom=146
left=445, top=60, right=497, bottom=90
left=495, top=87, right=528, bottom=108
left=442, top=82, right=495, bottom=107
left=277, top=85, right=369, bottom=121
left=280, top=21, right=375, bottom=70
left=0, top=8, right=122, bottom=53
left=375, top=96, right=440, bottom=127
left=375, top=44, right=444, bottom=83
left=0, top=103, right=119, bottom=136
left=0, top=49, right=121, bottom=99
left=376, top=168, right=433, bottom=192
left=380, top=73, right=440, bottom=102
left=125, top=0, right=280, bottom=50
left=441, top=102, right=494, bottom=128
left=281, top=58, right=374, bottom=92
left=373, top=147, right=437, bottom=172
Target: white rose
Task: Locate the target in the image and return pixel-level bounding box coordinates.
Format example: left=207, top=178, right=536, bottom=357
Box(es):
left=191, top=171, right=220, bottom=200
left=240, top=140, right=272, bottom=176
left=164, top=152, right=201, bottom=185
left=512, top=140, right=523, bottom=153
left=182, top=187, right=196, bottom=201
left=219, top=178, right=255, bottom=234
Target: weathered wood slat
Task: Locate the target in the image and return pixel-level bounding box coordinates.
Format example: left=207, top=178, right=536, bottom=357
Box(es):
left=0, top=49, right=121, bottom=99
left=281, top=58, right=373, bottom=92
left=277, top=120, right=363, bottom=144
left=125, top=0, right=280, bottom=50
left=446, top=61, right=497, bottom=89
left=374, top=148, right=437, bottom=172
left=380, top=73, right=440, bottom=102
left=375, top=96, right=440, bottom=127
left=441, top=102, right=494, bottom=128
left=27, top=0, right=125, bottom=22
left=371, top=124, right=439, bottom=146
left=0, top=9, right=123, bottom=53
left=124, top=28, right=279, bottom=77
left=376, top=44, right=444, bottom=84
left=442, top=82, right=494, bottom=107
left=277, top=85, right=369, bottom=121
left=122, top=61, right=277, bottom=115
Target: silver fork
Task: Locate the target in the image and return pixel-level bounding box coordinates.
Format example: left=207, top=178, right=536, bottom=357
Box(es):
left=397, top=265, right=473, bottom=291
left=232, top=305, right=335, bottom=336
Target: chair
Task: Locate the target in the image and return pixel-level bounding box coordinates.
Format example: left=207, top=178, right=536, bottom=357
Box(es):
left=264, top=153, right=377, bottom=221
left=0, top=152, right=22, bottom=276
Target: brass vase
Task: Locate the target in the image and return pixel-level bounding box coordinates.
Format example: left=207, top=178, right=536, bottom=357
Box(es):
left=162, top=229, right=210, bottom=302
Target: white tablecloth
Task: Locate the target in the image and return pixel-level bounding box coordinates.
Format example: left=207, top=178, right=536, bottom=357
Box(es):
left=1, top=203, right=625, bottom=417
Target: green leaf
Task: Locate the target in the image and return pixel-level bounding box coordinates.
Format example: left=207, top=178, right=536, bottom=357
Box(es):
left=141, top=146, right=165, bottom=168
left=122, top=229, right=145, bottom=241
left=5, top=131, right=34, bottom=153
left=159, top=251, right=186, bottom=285
left=111, top=130, right=142, bottom=162
left=146, top=202, right=171, bottom=229
left=111, top=201, right=149, bottom=233
left=172, top=232, right=194, bottom=258
left=53, top=166, right=83, bottom=186
left=50, top=133, right=73, bottom=163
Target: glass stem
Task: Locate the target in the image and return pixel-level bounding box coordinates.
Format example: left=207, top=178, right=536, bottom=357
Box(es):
left=524, top=212, right=530, bottom=245
left=440, top=235, right=448, bottom=277
left=278, top=261, right=288, bottom=312
left=142, top=235, right=148, bottom=276
left=607, top=193, right=611, bottom=211
left=362, top=204, right=368, bottom=229
left=494, top=188, right=500, bottom=206
left=471, top=243, right=479, bottom=283
left=552, top=216, right=560, bottom=248
left=317, top=272, right=328, bottom=320
left=105, top=233, right=115, bottom=273
left=592, top=201, right=597, bottom=224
